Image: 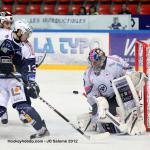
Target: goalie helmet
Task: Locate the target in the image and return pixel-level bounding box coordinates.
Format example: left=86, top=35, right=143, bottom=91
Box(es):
left=88, top=48, right=106, bottom=75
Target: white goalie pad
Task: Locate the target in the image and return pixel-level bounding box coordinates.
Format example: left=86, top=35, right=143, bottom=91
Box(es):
left=127, top=71, right=147, bottom=91
left=112, top=75, right=146, bottom=135
left=77, top=97, right=127, bottom=133
left=112, top=75, right=140, bottom=121
left=77, top=113, right=97, bottom=132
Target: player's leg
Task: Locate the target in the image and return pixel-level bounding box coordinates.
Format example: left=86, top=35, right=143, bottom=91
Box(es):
left=18, top=86, right=32, bottom=124
left=97, top=96, right=119, bottom=133
left=14, top=102, right=49, bottom=138
left=8, top=79, right=49, bottom=138
left=88, top=99, right=107, bottom=133
left=101, top=96, right=120, bottom=133
left=107, top=95, right=118, bottom=116
left=0, top=83, right=9, bottom=124
left=1, top=111, right=8, bottom=124
left=77, top=96, right=121, bottom=134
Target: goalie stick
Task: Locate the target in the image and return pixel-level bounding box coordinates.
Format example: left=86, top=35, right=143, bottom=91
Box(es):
left=10, top=73, right=109, bottom=141
left=37, top=96, right=110, bottom=141
left=75, top=91, right=142, bottom=134
left=76, top=91, right=128, bottom=133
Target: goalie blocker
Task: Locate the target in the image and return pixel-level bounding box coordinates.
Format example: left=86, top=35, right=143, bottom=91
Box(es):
left=77, top=73, right=146, bottom=135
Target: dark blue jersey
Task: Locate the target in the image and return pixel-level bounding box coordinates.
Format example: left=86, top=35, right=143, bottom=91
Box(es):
left=0, top=29, right=36, bottom=83
left=19, top=40, right=36, bottom=83
left=0, top=30, right=22, bottom=77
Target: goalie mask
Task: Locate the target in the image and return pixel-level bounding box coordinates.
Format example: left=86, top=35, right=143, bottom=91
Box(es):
left=88, top=48, right=106, bottom=75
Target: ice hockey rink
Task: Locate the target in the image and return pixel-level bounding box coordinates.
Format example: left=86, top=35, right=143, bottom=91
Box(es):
left=0, top=70, right=150, bottom=150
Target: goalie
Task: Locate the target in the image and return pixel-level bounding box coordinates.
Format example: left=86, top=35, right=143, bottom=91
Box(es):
left=78, top=48, right=147, bottom=135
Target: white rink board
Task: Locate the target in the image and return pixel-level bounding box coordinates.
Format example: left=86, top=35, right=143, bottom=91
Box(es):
left=0, top=70, right=150, bottom=150
left=14, top=15, right=132, bottom=30
left=30, top=32, right=109, bottom=64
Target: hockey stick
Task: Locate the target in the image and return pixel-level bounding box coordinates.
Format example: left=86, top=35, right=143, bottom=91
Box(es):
left=105, top=111, right=127, bottom=133
left=76, top=91, right=128, bottom=133
left=10, top=73, right=109, bottom=141
left=37, top=96, right=90, bottom=140
left=36, top=50, right=47, bottom=68
left=37, top=96, right=110, bottom=141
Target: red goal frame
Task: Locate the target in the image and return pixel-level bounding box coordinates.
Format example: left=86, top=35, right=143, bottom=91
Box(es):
left=135, top=40, right=150, bottom=131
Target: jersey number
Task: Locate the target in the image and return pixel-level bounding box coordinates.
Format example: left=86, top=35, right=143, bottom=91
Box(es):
left=28, top=65, right=36, bottom=72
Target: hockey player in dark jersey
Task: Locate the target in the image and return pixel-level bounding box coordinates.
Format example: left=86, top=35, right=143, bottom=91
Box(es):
left=0, top=19, right=49, bottom=139
left=0, top=12, right=35, bottom=125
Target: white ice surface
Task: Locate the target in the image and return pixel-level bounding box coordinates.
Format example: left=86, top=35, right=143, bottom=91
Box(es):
left=0, top=70, right=150, bottom=150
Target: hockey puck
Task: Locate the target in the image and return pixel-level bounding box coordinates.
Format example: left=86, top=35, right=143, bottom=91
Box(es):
left=73, top=90, right=79, bottom=94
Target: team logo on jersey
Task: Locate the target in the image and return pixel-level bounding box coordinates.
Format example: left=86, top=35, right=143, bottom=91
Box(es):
left=98, top=84, right=107, bottom=94
left=11, top=86, right=21, bottom=96
left=0, top=39, right=13, bottom=53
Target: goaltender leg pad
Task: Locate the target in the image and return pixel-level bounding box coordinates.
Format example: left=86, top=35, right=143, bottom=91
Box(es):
left=107, top=96, right=118, bottom=116
left=77, top=113, right=97, bottom=132
left=127, top=71, right=147, bottom=91
left=125, top=108, right=146, bottom=135
left=112, top=75, right=146, bottom=135
left=15, top=103, right=43, bottom=130
left=102, top=123, right=119, bottom=133
left=112, top=75, right=140, bottom=121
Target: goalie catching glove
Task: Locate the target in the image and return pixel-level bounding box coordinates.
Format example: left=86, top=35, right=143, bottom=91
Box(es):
left=26, top=81, right=40, bottom=99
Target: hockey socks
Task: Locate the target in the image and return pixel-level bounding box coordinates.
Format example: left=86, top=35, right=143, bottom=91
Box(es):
left=16, top=103, right=46, bottom=130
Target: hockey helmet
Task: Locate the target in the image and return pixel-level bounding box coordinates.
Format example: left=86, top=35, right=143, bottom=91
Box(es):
left=13, top=19, right=32, bottom=36
left=0, top=11, right=13, bottom=24
left=88, top=48, right=106, bottom=75
left=88, top=48, right=105, bottom=64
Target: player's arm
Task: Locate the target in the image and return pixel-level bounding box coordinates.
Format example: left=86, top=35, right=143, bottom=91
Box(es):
left=20, top=57, right=40, bottom=99
left=19, top=41, right=40, bottom=98
left=20, top=57, right=36, bottom=82
left=0, top=31, right=18, bottom=75
left=108, top=55, right=131, bottom=70
left=83, top=70, right=99, bottom=117
left=112, top=55, right=148, bottom=90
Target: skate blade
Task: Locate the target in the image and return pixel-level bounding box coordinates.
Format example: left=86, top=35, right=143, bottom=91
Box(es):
left=30, top=130, right=50, bottom=139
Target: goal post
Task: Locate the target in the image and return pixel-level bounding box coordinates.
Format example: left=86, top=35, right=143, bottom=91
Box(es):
left=135, top=40, right=150, bottom=131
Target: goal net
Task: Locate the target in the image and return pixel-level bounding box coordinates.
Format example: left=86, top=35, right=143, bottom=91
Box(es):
left=135, top=40, right=150, bottom=131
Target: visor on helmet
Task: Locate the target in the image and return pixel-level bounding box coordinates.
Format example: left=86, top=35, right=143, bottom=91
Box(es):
left=88, top=48, right=106, bottom=75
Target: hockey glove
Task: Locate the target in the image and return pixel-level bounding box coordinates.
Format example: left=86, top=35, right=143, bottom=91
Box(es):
left=26, top=82, right=40, bottom=99
left=0, top=56, right=15, bottom=75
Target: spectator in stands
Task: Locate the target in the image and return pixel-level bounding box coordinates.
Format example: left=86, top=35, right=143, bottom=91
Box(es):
left=89, top=5, right=99, bottom=15
left=119, top=4, right=131, bottom=14
left=109, top=17, right=123, bottom=30
left=78, top=6, right=87, bottom=15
